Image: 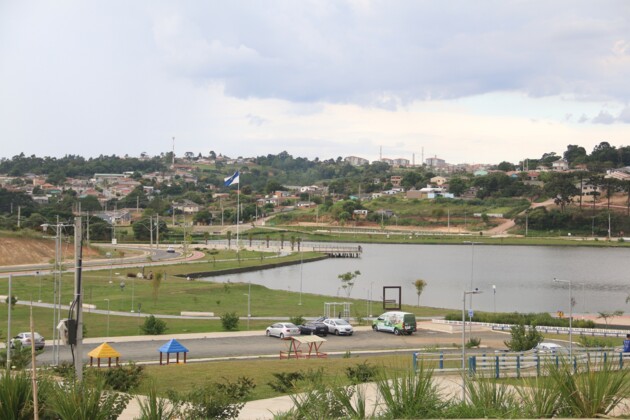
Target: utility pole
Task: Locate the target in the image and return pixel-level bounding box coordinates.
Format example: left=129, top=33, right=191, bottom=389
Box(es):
left=6, top=275, right=12, bottom=370
left=156, top=214, right=160, bottom=248
left=73, top=216, right=84, bottom=381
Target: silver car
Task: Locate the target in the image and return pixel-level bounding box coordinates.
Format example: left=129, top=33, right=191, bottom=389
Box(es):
left=323, top=318, right=354, bottom=336
left=11, top=332, right=45, bottom=350
left=265, top=322, right=301, bottom=339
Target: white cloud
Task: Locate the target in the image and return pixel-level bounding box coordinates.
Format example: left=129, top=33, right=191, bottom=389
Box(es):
left=1, top=1, right=630, bottom=164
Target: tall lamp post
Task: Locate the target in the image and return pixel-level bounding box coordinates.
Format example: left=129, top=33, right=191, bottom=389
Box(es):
left=462, top=288, right=482, bottom=402
left=131, top=274, right=135, bottom=313
left=492, top=285, right=496, bottom=313
left=104, top=299, right=110, bottom=338
left=298, top=250, right=303, bottom=305
left=553, top=278, right=573, bottom=359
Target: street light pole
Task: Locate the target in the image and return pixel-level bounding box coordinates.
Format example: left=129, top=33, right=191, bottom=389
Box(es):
left=462, top=288, right=482, bottom=402
left=298, top=250, right=303, bottom=305
left=104, top=299, right=110, bottom=338
left=131, top=275, right=135, bottom=313
left=492, top=285, right=496, bottom=313
left=553, top=278, right=573, bottom=359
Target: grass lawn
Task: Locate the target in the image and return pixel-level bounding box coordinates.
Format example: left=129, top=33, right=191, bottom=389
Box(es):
left=138, top=354, right=414, bottom=401
left=0, top=248, right=449, bottom=338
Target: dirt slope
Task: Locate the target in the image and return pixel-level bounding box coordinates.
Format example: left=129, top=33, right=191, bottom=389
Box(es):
left=0, top=236, right=99, bottom=266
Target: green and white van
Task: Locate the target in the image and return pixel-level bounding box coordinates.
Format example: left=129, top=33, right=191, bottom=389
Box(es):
left=372, top=311, right=417, bottom=335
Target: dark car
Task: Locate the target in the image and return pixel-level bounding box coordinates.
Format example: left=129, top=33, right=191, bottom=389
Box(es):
left=299, top=321, right=328, bottom=336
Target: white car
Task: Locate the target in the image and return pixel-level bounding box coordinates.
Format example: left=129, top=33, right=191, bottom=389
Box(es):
left=535, top=342, right=566, bottom=353
left=323, top=318, right=354, bottom=336
left=266, top=322, right=300, bottom=339
left=11, top=332, right=45, bottom=350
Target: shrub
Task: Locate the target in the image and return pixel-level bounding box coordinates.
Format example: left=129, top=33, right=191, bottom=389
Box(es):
left=140, top=315, right=167, bottom=335
left=289, top=315, right=305, bottom=326
left=466, top=337, right=482, bottom=348
left=220, top=312, right=239, bottom=331
left=345, top=361, right=377, bottom=384
left=268, top=372, right=304, bottom=393
left=577, top=335, right=619, bottom=348
left=504, top=323, right=543, bottom=351
left=167, top=376, right=255, bottom=420
left=91, top=362, right=145, bottom=392
left=0, top=341, right=41, bottom=370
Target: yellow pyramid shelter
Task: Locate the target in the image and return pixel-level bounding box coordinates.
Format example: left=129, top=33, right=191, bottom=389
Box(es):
left=88, top=342, right=121, bottom=368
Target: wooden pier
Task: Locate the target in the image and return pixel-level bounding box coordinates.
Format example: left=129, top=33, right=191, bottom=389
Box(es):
left=310, top=245, right=362, bottom=258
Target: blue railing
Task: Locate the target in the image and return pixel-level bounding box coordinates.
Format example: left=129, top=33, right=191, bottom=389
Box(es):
left=413, top=349, right=630, bottom=378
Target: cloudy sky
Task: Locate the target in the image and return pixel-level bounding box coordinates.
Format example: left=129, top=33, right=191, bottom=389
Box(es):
left=1, top=1, right=629, bottom=165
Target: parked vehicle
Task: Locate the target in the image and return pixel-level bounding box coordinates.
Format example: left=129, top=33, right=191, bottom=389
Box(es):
left=299, top=321, right=328, bottom=336
left=166, top=246, right=175, bottom=253
left=265, top=322, right=301, bottom=339
left=372, top=311, right=417, bottom=335
left=535, top=342, right=566, bottom=353
left=323, top=318, right=354, bottom=336
left=11, top=332, right=45, bottom=350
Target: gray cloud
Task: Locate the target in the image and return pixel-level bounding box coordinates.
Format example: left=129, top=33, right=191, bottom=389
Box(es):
left=591, top=110, right=616, bottom=124
left=151, top=1, right=630, bottom=106
left=246, top=114, right=267, bottom=126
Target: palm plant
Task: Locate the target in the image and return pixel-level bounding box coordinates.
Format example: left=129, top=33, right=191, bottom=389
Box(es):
left=465, top=375, right=520, bottom=418
left=0, top=371, right=34, bottom=420
left=515, top=375, right=561, bottom=418
left=47, top=378, right=130, bottom=420
left=549, top=358, right=630, bottom=418
left=136, top=383, right=178, bottom=420
left=375, top=363, right=446, bottom=419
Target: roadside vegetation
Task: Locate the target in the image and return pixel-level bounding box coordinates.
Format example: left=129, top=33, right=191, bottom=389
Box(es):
left=3, top=355, right=630, bottom=418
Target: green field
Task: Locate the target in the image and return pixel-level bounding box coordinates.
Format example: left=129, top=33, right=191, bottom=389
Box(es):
left=0, top=247, right=448, bottom=339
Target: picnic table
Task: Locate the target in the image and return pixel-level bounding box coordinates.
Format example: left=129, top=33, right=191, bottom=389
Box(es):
left=280, top=335, right=328, bottom=359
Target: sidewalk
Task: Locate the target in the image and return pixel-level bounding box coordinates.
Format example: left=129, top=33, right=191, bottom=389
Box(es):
left=117, top=373, right=466, bottom=420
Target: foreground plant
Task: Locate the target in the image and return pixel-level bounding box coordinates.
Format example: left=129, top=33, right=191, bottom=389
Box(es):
left=548, top=357, right=630, bottom=418
left=136, top=382, right=178, bottom=420
left=0, top=371, right=34, bottom=420
left=515, top=375, right=561, bottom=418
left=47, top=378, right=130, bottom=420
left=167, top=376, right=254, bottom=419
left=375, top=362, right=446, bottom=419
left=464, top=374, right=520, bottom=418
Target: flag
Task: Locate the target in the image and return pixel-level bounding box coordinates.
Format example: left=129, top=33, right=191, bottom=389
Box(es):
left=224, top=171, right=240, bottom=187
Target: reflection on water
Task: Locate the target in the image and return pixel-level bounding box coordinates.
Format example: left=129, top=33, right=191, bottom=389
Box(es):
left=204, top=243, right=630, bottom=314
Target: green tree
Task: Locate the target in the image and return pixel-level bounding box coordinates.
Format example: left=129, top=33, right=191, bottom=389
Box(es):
left=544, top=173, right=579, bottom=212
left=193, top=210, right=213, bottom=225
left=338, top=270, right=361, bottom=298
left=414, top=279, right=427, bottom=306
left=503, top=323, right=543, bottom=351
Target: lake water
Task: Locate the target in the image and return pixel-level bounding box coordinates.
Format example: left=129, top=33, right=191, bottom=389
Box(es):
left=205, top=243, right=630, bottom=314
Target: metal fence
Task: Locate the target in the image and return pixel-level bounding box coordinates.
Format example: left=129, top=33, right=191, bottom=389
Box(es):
left=413, top=349, right=630, bottom=378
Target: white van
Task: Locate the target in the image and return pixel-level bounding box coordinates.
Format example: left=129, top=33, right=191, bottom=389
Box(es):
left=372, top=311, right=417, bottom=335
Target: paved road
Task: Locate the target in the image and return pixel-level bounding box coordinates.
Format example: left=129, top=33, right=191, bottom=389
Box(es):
left=34, top=323, right=512, bottom=366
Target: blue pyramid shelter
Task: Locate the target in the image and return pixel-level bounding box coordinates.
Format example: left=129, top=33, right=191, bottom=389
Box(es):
left=158, top=339, right=189, bottom=365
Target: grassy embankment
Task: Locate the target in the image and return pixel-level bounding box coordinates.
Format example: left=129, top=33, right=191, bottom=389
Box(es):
left=0, top=247, right=448, bottom=339
left=243, top=225, right=630, bottom=247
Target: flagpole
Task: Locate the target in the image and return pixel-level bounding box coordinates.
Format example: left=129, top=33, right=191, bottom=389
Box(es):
left=236, top=183, right=240, bottom=251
